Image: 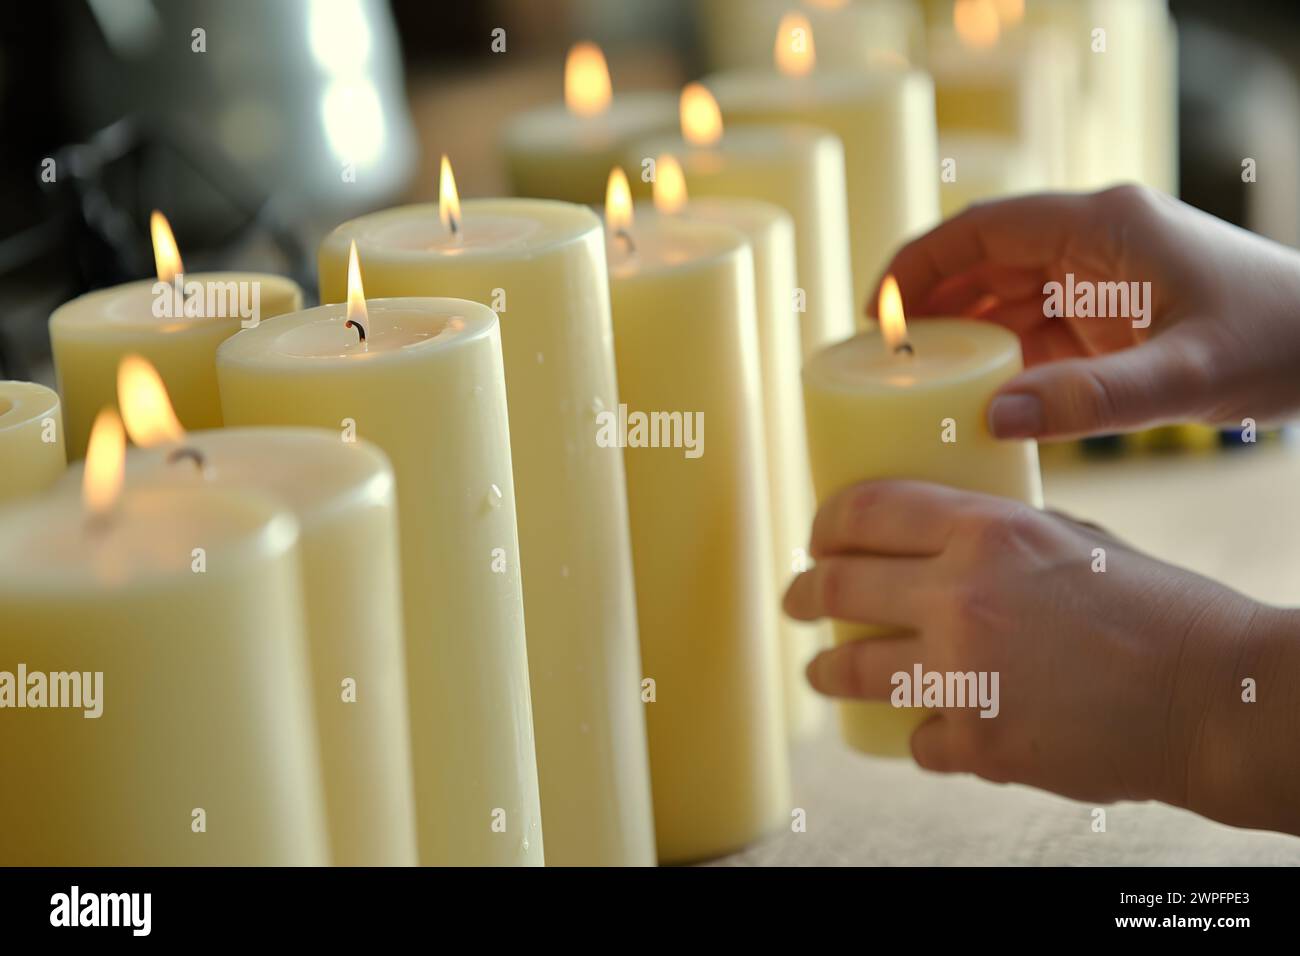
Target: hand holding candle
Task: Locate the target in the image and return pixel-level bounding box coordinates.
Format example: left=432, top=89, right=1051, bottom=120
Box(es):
left=799, top=276, right=1041, bottom=756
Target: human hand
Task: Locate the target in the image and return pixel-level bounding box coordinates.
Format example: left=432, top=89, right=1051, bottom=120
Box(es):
left=783, top=479, right=1300, bottom=834
left=873, top=185, right=1300, bottom=441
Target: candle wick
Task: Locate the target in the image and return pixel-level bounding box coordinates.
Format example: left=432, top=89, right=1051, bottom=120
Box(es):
left=85, top=511, right=114, bottom=535
left=345, top=319, right=367, bottom=343
left=166, top=446, right=208, bottom=472
left=893, top=341, right=915, bottom=357
left=615, top=228, right=636, bottom=256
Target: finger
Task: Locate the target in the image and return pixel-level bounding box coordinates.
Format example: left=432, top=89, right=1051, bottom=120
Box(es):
left=917, top=264, right=1047, bottom=317
left=910, top=714, right=959, bottom=773
left=810, top=479, right=969, bottom=559
left=986, top=328, right=1215, bottom=440
left=805, top=632, right=923, bottom=700
left=783, top=555, right=933, bottom=628
left=869, top=192, right=1097, bottom=319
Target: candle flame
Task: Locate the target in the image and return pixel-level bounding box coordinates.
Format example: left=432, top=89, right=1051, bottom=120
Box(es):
left=83, top=407, right=126, bottom=519
left=680, top=83, right=723, bottom=146
left=775, top=12, right=816, bottom=76
left=605, top=166, right=633, bottom=236
left=439, top=154, right=461, bottom=236
left=565, top=42, right=612, bottom=117
left=954, top=0, right=1000, bottom=50
left=118, top=355, right=185, bottom=447
left=346, top=240, right=369, bottom=340
left=652, top=155, right=688, bottom=214
left=150, top=210, right=184, bottom=284
left=878, top=275, right=910, bottom=353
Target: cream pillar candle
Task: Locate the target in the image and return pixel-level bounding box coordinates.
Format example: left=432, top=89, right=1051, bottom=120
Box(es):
left=94, top=361, right=416, bottom=866
left=706, top=17, right=940, bottom=315
left=606, top=181, right=789, bottom=863
left=0, top=381, right=66, bottom=503
left=927, top=21, right=1075, bottom=190
left=50, top=213, right=302, bottom=460
left=652, top=162, right=828, bottom=739
left=501, top=42, right=676, bottom=204
left=700, top=0, right=925, bottom=72
left=317, top=191, right=655, bottom=867
left=938, top=133, right=1046, bottom=218
left=217, top=294, right=543, bottom=866
left=0, top=410, right=327, bottom=865
left=802, top=287, right=1042, bottom=757
left=629, top=84, right=854, bottom=357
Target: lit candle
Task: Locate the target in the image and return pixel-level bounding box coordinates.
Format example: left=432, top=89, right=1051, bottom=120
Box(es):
left=316, top=164, right=655, bottom=867
left=103, top=356, right=416, bottom=867
left=49, top=211, right=303, bottom=459
left=928, top=0, right=1074, bottom=190
left=700, top=0, right=924, bottom=72
left=705, top=14, right=940, bottom=314
left=607, top=169, right=790, bottom=862
left=802, top=278, right=1042, bottom=756
left=501, top=42, right=677, bottom=204
left=0, top=409, right=327, bottom=864
left=629, top=83, right=854, bottom=358
left=651, top=157, right=828, bottom=738
left=216, top=263, right=543, bottom=866
left=0, top=381, right=66, bottom=503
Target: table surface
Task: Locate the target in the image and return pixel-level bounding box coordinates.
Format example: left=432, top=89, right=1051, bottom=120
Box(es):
left=712, top=440, right=1300, bottom=866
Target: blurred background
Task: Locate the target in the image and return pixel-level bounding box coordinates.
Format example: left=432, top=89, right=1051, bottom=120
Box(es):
left=2, top=0, right=1298, bottom=416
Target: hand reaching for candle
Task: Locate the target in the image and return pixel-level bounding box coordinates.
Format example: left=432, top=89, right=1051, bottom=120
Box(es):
left=874, top=185, right=1300, bottom=441
left=783, top=479, right=1300, bottom=836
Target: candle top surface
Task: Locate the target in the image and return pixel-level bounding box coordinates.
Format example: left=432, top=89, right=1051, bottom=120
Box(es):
left=705, top=66, right=927, bottom=110
left=669, top=197, right=792, bottom=240
left=805, top=319, right=1022, bottom=393
left=0, top=484, right=297, bottom=593
left=48, top=272, right=302, bottom=332
left=322, top=199, right=600, bottom=261
left=218, top=297, right=496, bottom=369
left=59, top=428, right=394, bottom=531
left=631, top=123, right=836, bottom=170
left=605, top=208, right=748, bottom=280
left=502, top=91, right=676, bottom=149
left=0, top=380, right=60, bottom=434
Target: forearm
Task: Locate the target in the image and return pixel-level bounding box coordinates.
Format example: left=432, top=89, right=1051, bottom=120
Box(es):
left=1183, top=605, right=1300, bottom=835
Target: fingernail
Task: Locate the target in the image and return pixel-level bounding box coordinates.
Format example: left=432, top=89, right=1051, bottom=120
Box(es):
left=988, top=393, right=1044, bottom=438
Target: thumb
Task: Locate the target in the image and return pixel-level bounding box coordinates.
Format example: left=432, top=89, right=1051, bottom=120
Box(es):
left=986, top=336, right=1213, bottom=441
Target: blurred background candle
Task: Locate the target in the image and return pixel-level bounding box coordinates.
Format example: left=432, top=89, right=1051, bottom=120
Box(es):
left=937, top=133, right=1045, bottom=217
left=706, top=14, right=940, bottom=315
left=49, top=212, right=303, bottom=460
left=217, top=289, right=543, bottom=866
left=652, top=158, right=828, bottom=739
left=107, top=357, right=416, bottom=867
left=928, top=2, right=1075, bottom=190
left=802, top=280, right=1042, bottom=756
left=502, top=41, right=676, bottom=204
left=606, top=172, right=789, bottom=862
left=0, top=409, right=327, bottom=865
left=629, top=84, right=854, bottom=358
left=0, top=381, right=66, bottom=504
left=317, top=179, right=655, bottom=867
